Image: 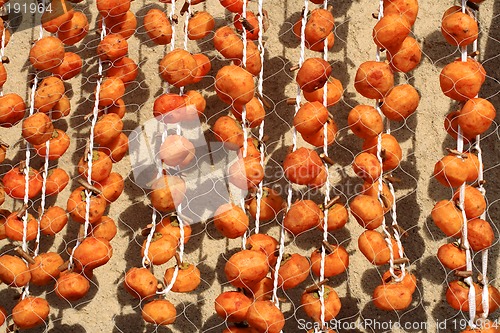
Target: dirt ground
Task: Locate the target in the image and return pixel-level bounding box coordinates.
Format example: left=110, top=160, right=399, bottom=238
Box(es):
left=0, top=0, right=499, bottom=332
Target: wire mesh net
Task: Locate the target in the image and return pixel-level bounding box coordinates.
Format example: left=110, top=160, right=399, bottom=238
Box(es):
left=0, top=0, right=499, bottom=332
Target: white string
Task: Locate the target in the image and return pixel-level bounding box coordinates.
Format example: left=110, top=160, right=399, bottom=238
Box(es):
left=272, top=0, right=309, bottom=310
left=0, top=23, right=6, bottom=97
left=372, top=0, right=402, bottom=282
left=469, top=5, right=489, bottom=321
left=253, top=0, right=266, bottom=235
left=68, top=19, right=107, bottom=270
left=318, top=0, right=331, bottom=328
left=20, top=19, right=45, bottom=301
left=458, top=0, right=476, bottom=326
left=239, top=0, right=250, bottom=249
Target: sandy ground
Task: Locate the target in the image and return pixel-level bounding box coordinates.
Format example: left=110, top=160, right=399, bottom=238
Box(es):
left=0, top=0, right=499, bottom=332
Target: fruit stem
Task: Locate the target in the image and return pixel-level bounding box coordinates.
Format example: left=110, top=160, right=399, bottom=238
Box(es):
left=14, top=246, right=35, bottom=265
left=392, top=224, right=408, bottom=238
left=18, top=160, right=26, bottom=173
left=239, top=17, right=255, bottom=34
left=322, top=241, right=335, bottom=255
left=180, top=1, right=189, bottom=15
left=446, top=148, right=468, bottom=159
left=324, top=196, right=340, bottom=210
left=289, top=64, right=300, bottom=72
left=305, top=278, right=329, bottom=293
left=286, top=97, right=297, bottom=105
left=141, top=223, right=154, bottom=237
left=383, top=174, right=401, bottom=183
left=469, top=50, right=480, bottom=58
left=466, top=1, right=479, bottom=11
left=83, top=139, right=90, bottom=162
left=1, top=56, right=9, bottom=64
left=454, top=270, right=473, bottom=278
left=77, top=224, right=86, bottom=243
left=258, top=94, right=271, bottom=109
left=0, top=138, right=9, bottom=148
left=16, top=204, right=28, bottom=219
left=392, top=258, right=410, bottom=265
left=58, top=260, right=70, bottom=272
left=77, top=178, right=102, bottom=194
left=320, top=153, right=334, bottom=165
left=171, top=14, right=179, bottom=24
left=175, top=252, right=182, bottom=266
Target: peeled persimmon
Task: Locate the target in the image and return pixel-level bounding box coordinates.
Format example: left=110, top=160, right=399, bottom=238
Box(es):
left=29, top=252, right=64, bottom=286
left=213, top=203, right=249, bottom=239
left=247, top=187, right=284, bottom=222
left=188, top=11, right=215, bottom=40
left=225, top=250, right=268, bottom=288
left=0, top=255, right=31, bottom=287
left=150, top=175, right=186, bottom=212
left=213, top=116, right=244, bottom=150
left=124, top=267, right=158, bottom=299
left=296, top=58, right=332, bottom=93
left=45, top=168, right=70, bottom=196
left=373, top=283, right=412, bottom=310
left=362, top=133, right=402, bottom=171
left=0, top=93, right=26, bottom=128
left=214, top=291, right=252, bottom=322
left=431, top=200, right=463, bottom=238
left=354, top=61, right=394, bottom=99
left=452, top=185, right=485, bottom=219
left=246, top=300, right=285, bottom=333
left=283, top=147, right=323, bottom=185
left=163, top=262, right=201, bottom=292
left=383, top=0, right=419, bottom=25
left=66, top=186, right=107, bottom=223
left=467, top=218, right=494, bottom=252
left=12, top=297, right=50, bottom=330
left=437, top=243, right=466, bottom=271
left=352, top=152, right=382, bottom=183
left=301, top=285, right=341, bottom=322
left=57, top=11, right=89, bottom=46
left=358, top=230, right=401, bottom=265
left=94, top=172, right=124, bottom=203
left=381, top=84, right=420, bottom=121
left=348, top=105, right=383, bottom=139
left=303, top=77, right=343, bottom=107
left=440, top=58, right=485, bottom=102
left=310, top=244, right=349, bottom=277
left=228, top=156, right=264, bottom=189
left=22, top=112, right=54, bottom=145
left=40, top=206, right=68, bottom=236
left=277, top=253, right=310, bottom=290
left=457, top=98, right=496, bottom=140
left=373, top=13, right=411, bottom=51
left=350, top=194, right=384, bottom=229
left=215, top=65, right=255, bottom=105
left=245, top=233, right=279, bottom=267
left=283, top=199, right=323, bottom=235
left=5, top=211, right=38, bottom=241
left=142, top=299, right=176, bottom=326
left=3, top=166, right=42, bottom=199
left=141, top=232, right=177, bottom=265
left=294, top=101, right=329, bottom=135
left=77, top=150, right=113, bottom=182
left=159, top=49, right=197, bottom=87
left=433, top=154, right=468, bottom=188
left=144, top=9, right=172, bottom=45
left=441, top=7, right=478, bottom=46
left=29, top=36, right=65, bottom=71
left=387, top=36, right=422, bottom=73
left=73, top=237, right=112, bottom=272
left=34, top=129, right=70, bottom=160
left=55, top=271, right=90, bottom=301
left=159, top=135, right=195, bottom=168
